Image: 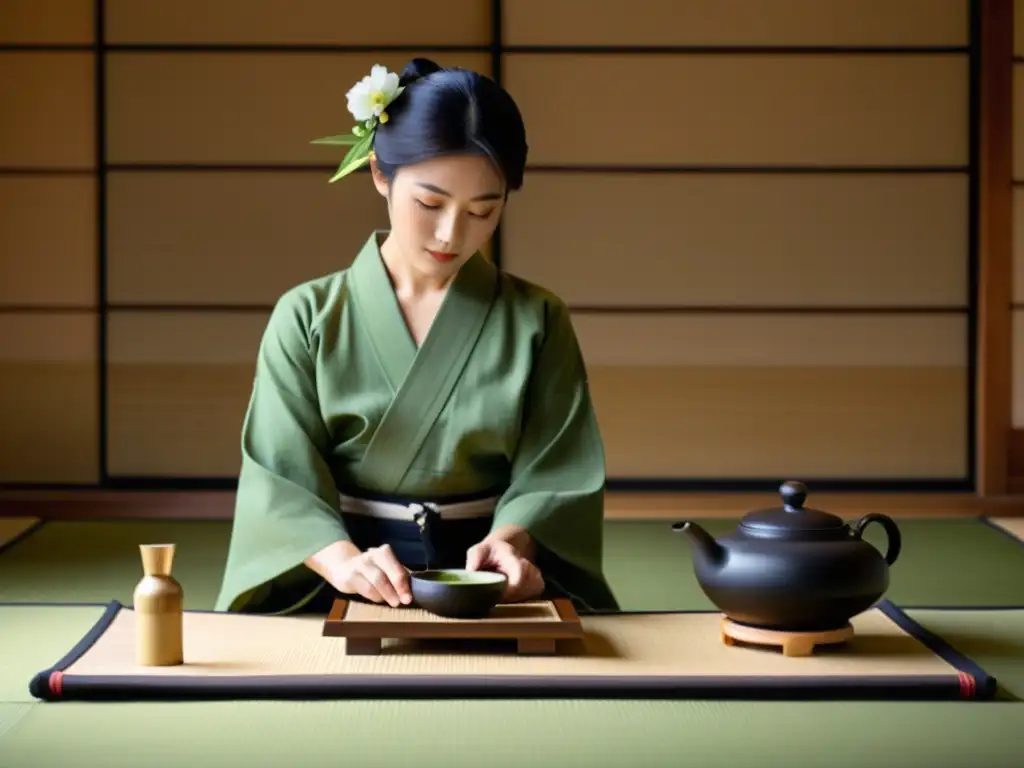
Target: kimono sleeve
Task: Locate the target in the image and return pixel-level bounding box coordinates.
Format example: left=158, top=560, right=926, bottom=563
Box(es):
left=491, top=298, right=620, bottom=612
left=214, top=291, right=349, bottom=613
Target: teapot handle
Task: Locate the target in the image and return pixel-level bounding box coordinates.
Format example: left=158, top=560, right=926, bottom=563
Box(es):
left=852, top=513, right=902, bottom=565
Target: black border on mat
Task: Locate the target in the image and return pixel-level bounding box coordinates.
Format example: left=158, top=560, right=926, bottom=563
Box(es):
left=24, top=599, right=998, bottom=703
left=979, top=517, right=1024, bottom=548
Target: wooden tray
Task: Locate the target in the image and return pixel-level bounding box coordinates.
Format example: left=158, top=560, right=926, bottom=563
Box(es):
left=323, top=598, right=584, bottom=655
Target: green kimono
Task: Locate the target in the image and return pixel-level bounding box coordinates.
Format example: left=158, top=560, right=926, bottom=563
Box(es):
left=214, top=231, right=619, bottom=614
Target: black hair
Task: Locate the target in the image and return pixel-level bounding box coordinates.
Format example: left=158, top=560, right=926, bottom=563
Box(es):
left=372, top=58, right=528, bottom=191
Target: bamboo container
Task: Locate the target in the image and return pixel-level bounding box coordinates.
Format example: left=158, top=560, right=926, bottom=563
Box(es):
left=133, top=543, right=184, bottom=666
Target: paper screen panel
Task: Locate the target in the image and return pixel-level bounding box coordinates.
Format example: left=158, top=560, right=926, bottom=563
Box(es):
left=107, top=172, right=386, bottom=305
left=107, top=311, right=267, bottom=477
left=104, top=0, right=490, bottom=45
left=0, top=52, right=94, bottom=169
left=505, top=0, right=967, bottom=46
left=0, top=313, right=98, bottom=483
left=1014, top=311, right=1024, bottom=428
left=1016, top=0, right=1024, bottom=56
left=574, top=313, right=967, bottom=479
left=504, top=54, right=966, bottom=167
left=1014, top=189, right=1024, bottom=302
left=1015, top=65, right=1024, bottom=181
left=0, top=0, right=94, bottom=44
left=505, top=0, right=966, bottom=47
left=503, top=173, right=967, bottom=307
left=105, top=52, right=491, bottom=165
left=0, top=177, right=96, bottom=307
left=105, top=310, right=966, bottom=480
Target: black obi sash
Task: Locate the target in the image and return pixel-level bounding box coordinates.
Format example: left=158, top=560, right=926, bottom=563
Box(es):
left=337, top=487, right=500, bottom=571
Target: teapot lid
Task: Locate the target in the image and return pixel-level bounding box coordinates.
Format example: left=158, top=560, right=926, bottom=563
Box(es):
left=740, top=481, right=845, bottom=536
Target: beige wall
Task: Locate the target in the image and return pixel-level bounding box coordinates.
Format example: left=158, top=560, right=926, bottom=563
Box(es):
left=0, top=0, right=979, bottom=485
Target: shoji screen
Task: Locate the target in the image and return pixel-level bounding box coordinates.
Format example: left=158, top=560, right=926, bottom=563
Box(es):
left=502, top=0, right=972, bottom=488
left=0, top=0, right=99, bottom=484
left=1011, top=1, right=1024, bottom=430
left=101, top=0, right=492, bottom=479
left=1, top=1, right=975, bottom=490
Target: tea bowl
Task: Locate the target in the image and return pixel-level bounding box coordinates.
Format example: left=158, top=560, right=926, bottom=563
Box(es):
left=410, top=569, right=507, bottom=619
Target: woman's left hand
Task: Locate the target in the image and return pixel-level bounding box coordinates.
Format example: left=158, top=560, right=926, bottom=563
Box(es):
left=465, top=534, right=545, bottom=602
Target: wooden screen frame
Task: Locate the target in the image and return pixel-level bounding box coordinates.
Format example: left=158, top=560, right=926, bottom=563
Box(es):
left=976, top=0, right=1016, bottom=495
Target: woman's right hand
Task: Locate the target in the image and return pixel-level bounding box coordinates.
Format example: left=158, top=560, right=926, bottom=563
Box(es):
left=306, top=540, right=412, bottom=608
left=333, top=543, right=413, bottom=607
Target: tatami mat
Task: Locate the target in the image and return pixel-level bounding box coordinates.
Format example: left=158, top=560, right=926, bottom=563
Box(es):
left=0, top=518, right=1023, bottom=609
left=2, top=697, right=1021, bottom=768
left=1, top=517, right=1022, bottom=768
left=0, top=604, right=112, bottom=701
left=602, top=518, right=1024, bottom=609
left=0, top=703, right=32, bottom=738
left=0, top=520, right=231, bottom=608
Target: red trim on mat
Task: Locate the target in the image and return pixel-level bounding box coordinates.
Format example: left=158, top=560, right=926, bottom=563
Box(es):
left=958, top=672, right=976, bottom=698
left=48, top=671, right=63, bottom=697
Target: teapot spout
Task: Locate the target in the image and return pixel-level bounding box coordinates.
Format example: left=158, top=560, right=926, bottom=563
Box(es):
left=672, top=521, right=726, bottom=568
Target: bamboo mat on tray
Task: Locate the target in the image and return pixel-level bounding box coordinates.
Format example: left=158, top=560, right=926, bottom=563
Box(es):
left=29, top=599, right=995, bottom=703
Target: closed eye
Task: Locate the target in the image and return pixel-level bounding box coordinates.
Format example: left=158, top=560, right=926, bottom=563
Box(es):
left=416, top=199, right=494, bottom=219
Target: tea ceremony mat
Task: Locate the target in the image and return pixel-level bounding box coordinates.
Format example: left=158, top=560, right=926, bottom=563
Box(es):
left=26, top=598, right=996, bottom=703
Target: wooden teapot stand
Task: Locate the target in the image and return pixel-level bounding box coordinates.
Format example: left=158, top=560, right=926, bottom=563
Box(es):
left=720, top=616, right=855, bottom=657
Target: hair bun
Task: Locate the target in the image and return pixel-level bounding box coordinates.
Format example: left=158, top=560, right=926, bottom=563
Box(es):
left=399, top=57, right=443, bottom=86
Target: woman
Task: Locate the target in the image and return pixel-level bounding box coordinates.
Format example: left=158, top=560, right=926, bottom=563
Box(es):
left=214, top=58, right=620, bottom=615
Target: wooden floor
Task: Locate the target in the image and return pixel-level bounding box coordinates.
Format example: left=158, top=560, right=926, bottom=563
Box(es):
left=1, top=489, right=1023, bottom=520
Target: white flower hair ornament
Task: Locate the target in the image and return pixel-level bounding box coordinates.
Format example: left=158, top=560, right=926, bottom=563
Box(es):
left=311, top=65, right=405, bottom=183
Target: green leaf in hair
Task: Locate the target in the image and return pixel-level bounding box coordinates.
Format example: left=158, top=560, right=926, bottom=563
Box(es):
left=310, top=134, right=361, bottom=146
left=328, top=130, right=374, bottom=183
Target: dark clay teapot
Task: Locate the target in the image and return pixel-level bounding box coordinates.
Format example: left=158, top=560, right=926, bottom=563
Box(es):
left=672, top=481, right=901, bottom=633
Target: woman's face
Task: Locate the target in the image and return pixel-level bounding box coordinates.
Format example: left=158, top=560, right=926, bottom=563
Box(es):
left=371, top=153, right=506, bottom=279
